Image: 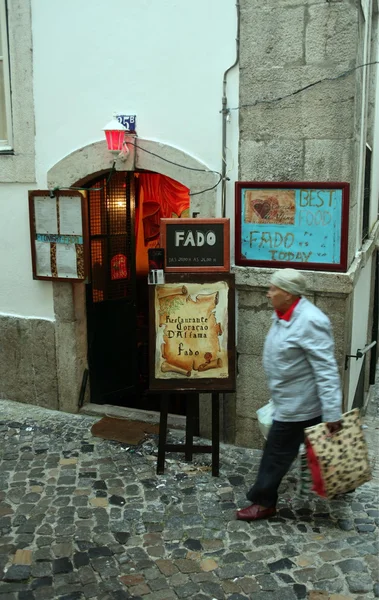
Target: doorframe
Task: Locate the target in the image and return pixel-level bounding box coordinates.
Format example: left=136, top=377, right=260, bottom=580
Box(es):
left=47, top=138, right=218, bottom=412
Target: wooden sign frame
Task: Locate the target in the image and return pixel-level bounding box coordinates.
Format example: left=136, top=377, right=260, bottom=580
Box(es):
left=160, top=218, right=230, bottom=272
left=235, top=181, right=350, bottom=272
left=149, top=273, right=236, bottom=392
left=29, top=190, right=89, bottom=282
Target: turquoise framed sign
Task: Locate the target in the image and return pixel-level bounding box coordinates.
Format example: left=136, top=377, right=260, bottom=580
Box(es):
left=235, top=182, right=349, bottom=272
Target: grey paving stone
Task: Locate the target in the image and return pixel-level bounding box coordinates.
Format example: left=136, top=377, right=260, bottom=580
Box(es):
left=254, top=535, right=286, bottom=547
left=77, top=566, right=97, bottom=586
left=315, top=578, right=344, bottom=593
left=53, top=558, right=74, bottom=575
left=2, top=566, right=31, bottom=582
left=87, top=547, right=113, bottom=559
left=255, top=574, right=280, bottom=590
left=337, top=558, right=369, bottom=573
left=175, top=582, right=200, bottom=598
left=242, top=591, right=297, bottom=600
left=30, top=577, right=53, bottom=590
left=292, top=584, right=306, bottom=599
left=268, top=558, right=295, bottom=571
left=30, top=562, right=52, bottom=578
left=356, top=523, right=376, bottom=532
left=315, top=564, right=339, bottom=579
left=200, top=581, right=224, bottom=599
left=0, top=401, right=378, bottom=600
left=347, top=574, right=374, bottom=593
left=338, top=519, right=355, bottom=531
left=18, top=592, right=36, bottom=600
left=222, top=551, right=245, bottom=564
left=276, top=573, right=295, bottom=584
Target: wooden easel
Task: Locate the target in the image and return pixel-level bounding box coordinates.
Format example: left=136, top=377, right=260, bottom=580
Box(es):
left=156, top=392, right=221, bottom=477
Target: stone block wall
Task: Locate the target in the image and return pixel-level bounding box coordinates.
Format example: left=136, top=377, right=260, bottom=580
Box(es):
left=233, top=273, right=352, bottom=449
left=0, top=315, right=58, bottom=408
left=234, top=0, right=362, bottom=448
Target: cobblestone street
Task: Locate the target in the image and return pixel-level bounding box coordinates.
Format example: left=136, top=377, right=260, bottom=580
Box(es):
left=0, top=397, right=378, bottom=600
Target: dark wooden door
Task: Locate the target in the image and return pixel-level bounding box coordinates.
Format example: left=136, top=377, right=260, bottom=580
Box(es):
left=86, top=172, right=137, bottom=404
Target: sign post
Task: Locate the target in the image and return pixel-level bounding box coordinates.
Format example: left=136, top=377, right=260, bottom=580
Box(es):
left=149, top=271, right=235, bottom=476
left=153, top=218, right=234, bottom=475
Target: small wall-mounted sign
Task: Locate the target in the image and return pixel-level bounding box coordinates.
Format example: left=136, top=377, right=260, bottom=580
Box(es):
left=28, top=190, right=89, bottom=282
left=160, top=218, right=230, bottom=273
left=116, top=114, right=136, bottom=132
left=235, top=181, right=349, bottom=272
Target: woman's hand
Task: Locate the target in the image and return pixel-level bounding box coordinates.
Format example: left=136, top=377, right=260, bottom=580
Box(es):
left=326, top=421, right=342, bottom=435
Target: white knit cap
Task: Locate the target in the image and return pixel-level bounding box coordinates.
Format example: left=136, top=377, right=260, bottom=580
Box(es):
left=270, top=268, right=306, bottom=296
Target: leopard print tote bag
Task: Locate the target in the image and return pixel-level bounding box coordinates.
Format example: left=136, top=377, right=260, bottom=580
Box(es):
left=304, top=409, right=372, bottom=499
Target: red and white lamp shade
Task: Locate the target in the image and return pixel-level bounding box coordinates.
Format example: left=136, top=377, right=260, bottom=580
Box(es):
left=103, top=117, right=127, bottom=153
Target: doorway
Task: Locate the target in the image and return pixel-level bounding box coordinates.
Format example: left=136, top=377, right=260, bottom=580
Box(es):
left=84, top=169, right=190, bottom=412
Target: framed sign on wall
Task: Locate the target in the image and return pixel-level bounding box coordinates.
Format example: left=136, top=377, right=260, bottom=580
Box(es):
left=149, top=273, right=236, bottom=392
left=235, top=182, right=350, bottom=272
left=29, top=190, right=89, bottom=282
left=160, top=218, right=230, bottom=272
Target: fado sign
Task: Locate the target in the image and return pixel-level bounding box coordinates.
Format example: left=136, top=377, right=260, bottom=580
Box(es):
left=160, top=218, right=230, bottom=272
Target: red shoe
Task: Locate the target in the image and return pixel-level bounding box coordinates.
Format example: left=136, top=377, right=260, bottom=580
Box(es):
left=236, top=504, right=276, bottom=521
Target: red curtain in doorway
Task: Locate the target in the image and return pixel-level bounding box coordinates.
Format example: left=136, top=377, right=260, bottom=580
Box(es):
left=135, top=173, right=190, bottom=275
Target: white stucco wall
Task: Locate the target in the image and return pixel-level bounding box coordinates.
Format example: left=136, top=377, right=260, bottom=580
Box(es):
left=348, top=254, right=373, bottom=408
left=32, top=0, right=238, bottom=188
left=370, top=32, right=379, bottom=229
left=0, top=0, right=238, bottom=319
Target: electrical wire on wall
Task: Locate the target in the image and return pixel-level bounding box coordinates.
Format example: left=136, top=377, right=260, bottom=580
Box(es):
left=230, top=60, right=379, bottom=112
left=48, top=142, right=225, bottom=199
left=48, top=59, right=379, bottom=201
left=125, top=139, right=224, bottom=197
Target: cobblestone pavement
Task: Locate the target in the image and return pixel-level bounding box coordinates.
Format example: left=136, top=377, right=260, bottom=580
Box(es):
left=0, top=399, right=378, bottom=600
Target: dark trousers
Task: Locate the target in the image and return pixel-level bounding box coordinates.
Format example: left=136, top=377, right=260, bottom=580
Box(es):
left=246, top=416, right=321, bottom=508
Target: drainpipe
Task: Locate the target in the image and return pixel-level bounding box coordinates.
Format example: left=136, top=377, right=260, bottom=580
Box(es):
left=221, top=0, right=240, bottom=444
left=221, top=0, right=240, bottom=219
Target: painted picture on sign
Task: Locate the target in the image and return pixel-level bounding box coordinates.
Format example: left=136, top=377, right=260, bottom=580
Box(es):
left=244, top=189, right=295, bottom=225
left=154, top=281, right=228, bottom=380
left=235, top=182, right=349, bottom=272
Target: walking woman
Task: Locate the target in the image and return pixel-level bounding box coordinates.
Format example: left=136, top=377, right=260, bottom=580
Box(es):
left=237, top=268, right=342, bottom=522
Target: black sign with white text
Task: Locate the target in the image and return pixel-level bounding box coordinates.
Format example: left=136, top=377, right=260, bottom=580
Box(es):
left=166, top=223, right=224, bottom=268
left=160, top=218, right=230, bottom=272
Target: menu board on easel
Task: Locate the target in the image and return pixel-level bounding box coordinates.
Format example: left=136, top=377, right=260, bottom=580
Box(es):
left=28, top=190, right=89, bottom=282
left=149, top=273, right=236, bottom=392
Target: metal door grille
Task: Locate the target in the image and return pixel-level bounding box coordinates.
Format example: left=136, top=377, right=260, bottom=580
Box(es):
left=88, top=172, right=135, bottom=303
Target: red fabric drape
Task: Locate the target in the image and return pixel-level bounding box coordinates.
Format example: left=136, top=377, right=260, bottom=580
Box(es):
left=135, top=173, right=190, bottom=275
left=137, top=173, right=189, bottom=245
left=139, top=173, right=189, bottom=217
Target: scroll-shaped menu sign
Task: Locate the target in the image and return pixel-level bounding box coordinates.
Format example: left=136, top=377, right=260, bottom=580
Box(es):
left=235, top=182, right=350, bottom=272
left=149, top=273, right=236, bottom=391
left=29, top=190, right=89, bottom=281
